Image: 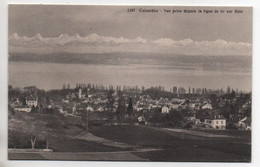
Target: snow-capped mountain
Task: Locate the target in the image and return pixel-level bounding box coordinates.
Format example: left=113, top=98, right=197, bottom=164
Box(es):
left=8, top=33, right=252, bottom=55
left=9, top=33, right=147, bottom=47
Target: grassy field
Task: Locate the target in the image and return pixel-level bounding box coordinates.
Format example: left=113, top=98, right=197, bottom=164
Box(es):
left=8, top=112, right=251, bottom=161
left=8, top=112, right=128, bottom=153
left=191, top=129, right=251, bottom=139
left=47, top=134, right=129, bottom=152
left=90, top=125, right=251, bottom=162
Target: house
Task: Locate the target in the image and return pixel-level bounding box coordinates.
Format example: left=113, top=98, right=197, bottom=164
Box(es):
left=9, top=98, right=21, bottom=108
left=26, top=96, right=38, bottom=107
left=78, top=88, right=88, bottom=99
left=148, top=104, right=157, bottom=109
left=137, top=116, right=146, bottom=124
left=188, top=103, right=196, bottom=109
left=54, top=105, right=64, bottom=113
left=204, top=115, right=226, bottom=129
left=78, top=88, right=82, bottom=99
left=72, top=105, right=77, bottom=115
left=194, top=103, right=201, bottom=110
left=86, top=106, right=94, bottom=112
left=47, top=105, right=53, bottom=109
left=62, top=99, right=69, bottom=103
left=14, top=107, right=31, bottom=112
left=82, top=99, right=90, bottom=104
left=171, top=98, right=186, bottom=103
left=158, top=98, right=169, bottom=106
left=162, top=106, right=169, bottom=114
left=145, top=95, right=153, bottom=102
left=170, top=102, right=180, bottom=110
left=201, top=103, right=213, bottom=110
left=185, top=116, right=201, bottom=126
left=97, top=107, right=104, bottom=112
left=229, top=113, right=246, bottom=123
left=135, top=107, right=143, bottom=112
left=237, top=116, right=251, bottom=130
left=88, top=94, right=94, bottom=98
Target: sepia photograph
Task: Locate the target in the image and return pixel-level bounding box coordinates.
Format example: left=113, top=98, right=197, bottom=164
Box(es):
left=7, top=5, right=252, bottom=162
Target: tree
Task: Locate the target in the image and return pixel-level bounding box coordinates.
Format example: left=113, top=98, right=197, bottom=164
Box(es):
left=183, top=122, right=194, bottom=129
left=8, top=105, right=15, bottom=117
left=127, top=97, right=134, bottom=117
left=9, top=114, right=46, bottom=149
left=106, top=90, right=115, bottom=122
left=30, top=105, right=38, bottom=113
left=21, top=97, right=27, bottom=106
left=209, top=94, right=218, bottom=109
left=116, top=91, right=126, bottom=124
left=24, top=115, right=50, bottom=149
left=220, top=101, right=238, bottom=121
left=245, top=105, right=251, bottom=117
left=26, top=128, right=37, bottom=149
left=150, top=111, right=163, bottom=125
left=227, top=86, right=231, bottom=94
left=162, top=113, right=171, bottom=126
left=46, top=96, right=50, bottom=105
left=169, top=109, right=182, bottom=127
left=196, top=109, right=210, bottom=122
left=8, top=87, right=21, bottom=100
left=230, top=90, right=236, bottom=99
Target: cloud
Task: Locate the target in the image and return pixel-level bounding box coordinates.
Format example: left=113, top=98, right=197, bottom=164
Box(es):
left=9, top=33, right=251, bottom=55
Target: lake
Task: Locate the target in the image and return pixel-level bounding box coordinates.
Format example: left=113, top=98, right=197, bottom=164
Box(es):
left=8, top=62, right=252, bottom=92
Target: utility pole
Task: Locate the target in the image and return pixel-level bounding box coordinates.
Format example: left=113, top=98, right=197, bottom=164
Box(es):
left=46, top=104, right=50, bottom=149
left=182, top=126, right=184, bottom=140
left=84, top=103, right=89, bottom=132
left=86, top=107, right=89, bottom=131
left=182, top=115, right=184, bottom=140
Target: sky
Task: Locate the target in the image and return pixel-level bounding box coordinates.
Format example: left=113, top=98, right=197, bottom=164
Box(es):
left=8, top=5, right=252, bottom=55
left=8, top=5, right=252, bottom=91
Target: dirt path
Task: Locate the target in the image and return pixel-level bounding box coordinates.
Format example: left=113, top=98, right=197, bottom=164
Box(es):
left=74, top=131, right=164, bottom=152
left=8, top=149, right=163, bottom=160
left=74, top=131, right=140, bottom=149
left=163, top=128, right=230, bottom=138
left=9, top=151, right=147, bottom=161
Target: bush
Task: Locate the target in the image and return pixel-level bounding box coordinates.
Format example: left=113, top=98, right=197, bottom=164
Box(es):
left=75, top=123, right=86, bottom=130
left=226, top=123, right=239, bottom=130
left=183, top=122, right=194, bottom=129
left=34, top=139, right=47, bottom=149
left=8, top=130, right=31, bottom=148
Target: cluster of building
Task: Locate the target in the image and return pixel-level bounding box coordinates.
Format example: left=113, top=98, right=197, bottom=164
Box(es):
left=9, top=86, right=251, bottom=130
left=134, top=95, right=213, bottom=113
left=60, top=89, right=108, bottom=115
left=10, top=96, right=38, bottom=113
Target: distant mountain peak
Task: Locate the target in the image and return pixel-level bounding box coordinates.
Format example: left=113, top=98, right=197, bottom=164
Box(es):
left=34, top=33, right=43, bottom=40
left=9, top=33, right=20, bottom=40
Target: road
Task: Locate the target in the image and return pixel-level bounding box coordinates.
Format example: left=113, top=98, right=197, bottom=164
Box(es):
left=9, top=149, right=165, bottom=160
left=163, top=128, right=230, bottom=138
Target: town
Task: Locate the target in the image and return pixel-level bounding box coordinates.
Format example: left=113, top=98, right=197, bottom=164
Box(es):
left=8, top=83, right=251, bottom=131
left=6, top=4, right=253, bottom=162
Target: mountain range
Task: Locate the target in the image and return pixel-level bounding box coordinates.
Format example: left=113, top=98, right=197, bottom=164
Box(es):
left=9, top=33, right=147, bottom=46
left=8, top=33, right=252, bottom=55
